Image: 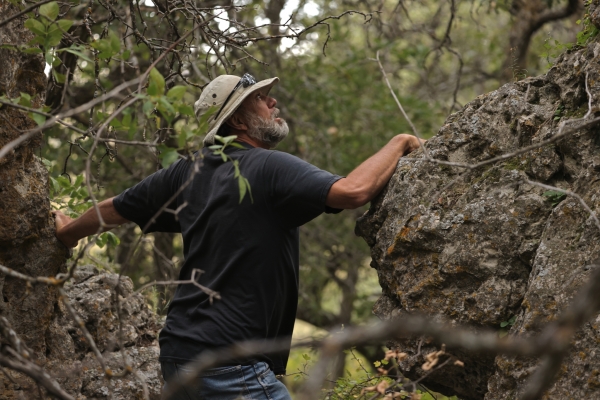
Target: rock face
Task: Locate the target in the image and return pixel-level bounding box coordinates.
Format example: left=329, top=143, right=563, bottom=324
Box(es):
left=1, top=265, right=163, bottom=399
left=51, top=265, right=163, bottom=399
left=356, top=13, right=600, bottom=400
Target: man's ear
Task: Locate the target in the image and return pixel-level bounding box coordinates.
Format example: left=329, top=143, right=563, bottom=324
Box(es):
left=227, top=112, right=248, bottom=132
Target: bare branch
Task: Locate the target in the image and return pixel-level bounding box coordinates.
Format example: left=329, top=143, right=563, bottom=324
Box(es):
left=0, top=0, right=56, bottom=29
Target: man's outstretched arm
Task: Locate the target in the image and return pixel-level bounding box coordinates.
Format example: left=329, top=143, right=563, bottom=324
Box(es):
left=53, top=197, right=129, bottom=248
left=326, top=134, right=424, bottom=209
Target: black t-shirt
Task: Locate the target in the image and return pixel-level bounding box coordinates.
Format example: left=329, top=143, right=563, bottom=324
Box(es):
left=113, top=142, right=342, bottom=374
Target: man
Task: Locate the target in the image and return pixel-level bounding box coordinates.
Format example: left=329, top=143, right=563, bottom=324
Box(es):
left=53, top=73, right=423, bottom=399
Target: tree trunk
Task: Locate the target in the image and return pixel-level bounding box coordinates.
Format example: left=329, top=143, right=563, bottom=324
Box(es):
left=0, top=0, right=67, bottom=394
left=503, top=0, right=581, bottom=82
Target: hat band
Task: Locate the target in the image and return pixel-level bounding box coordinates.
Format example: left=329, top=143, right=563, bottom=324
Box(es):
left=212, top=73, right=257, bottom=121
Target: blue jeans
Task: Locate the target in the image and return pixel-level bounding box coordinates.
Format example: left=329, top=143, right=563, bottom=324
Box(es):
left=160, top=361, right=292, bottom=400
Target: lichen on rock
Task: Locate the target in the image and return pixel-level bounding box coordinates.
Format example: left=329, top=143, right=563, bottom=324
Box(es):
left=356, top=23, right=600, bottom=400
left=9, top=265, right=164, bottom=399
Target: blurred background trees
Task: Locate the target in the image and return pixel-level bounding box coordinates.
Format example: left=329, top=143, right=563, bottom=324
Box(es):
left=7, top=0, right=585, bottom=394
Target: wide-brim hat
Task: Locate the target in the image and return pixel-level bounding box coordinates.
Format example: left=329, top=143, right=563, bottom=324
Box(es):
left=194, top=74, right=279, bottom=146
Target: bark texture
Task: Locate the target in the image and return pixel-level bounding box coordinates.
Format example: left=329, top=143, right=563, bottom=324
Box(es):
left=0, top=0, right=65, bottom=368
left=356, top=8, right=600, bottom=399
left=0, top=2, right=162, bottom=397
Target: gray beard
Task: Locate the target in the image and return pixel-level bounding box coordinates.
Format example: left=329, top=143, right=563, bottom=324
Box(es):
left=246, top=109, right=289, bottom=149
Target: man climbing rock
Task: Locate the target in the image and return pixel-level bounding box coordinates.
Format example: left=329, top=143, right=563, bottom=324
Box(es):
left=53, top=73, right=424, bottom=399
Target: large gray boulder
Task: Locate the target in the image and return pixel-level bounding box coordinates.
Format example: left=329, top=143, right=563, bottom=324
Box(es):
left=356, top=11, right=600, bottom=400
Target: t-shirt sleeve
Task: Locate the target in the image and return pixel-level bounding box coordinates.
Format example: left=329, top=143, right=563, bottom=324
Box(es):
left=264, top=151, right=342, bottom=228
left=113, top=160, right=186, bottom=233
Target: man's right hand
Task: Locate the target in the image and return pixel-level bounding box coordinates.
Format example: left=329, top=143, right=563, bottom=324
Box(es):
left=397, top=133, right=426, bottom=156
left=52, top=210, right=78, bottom=248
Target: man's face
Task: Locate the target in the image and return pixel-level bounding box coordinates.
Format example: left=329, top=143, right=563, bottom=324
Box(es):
left=239, top=90, right=289, bottom=148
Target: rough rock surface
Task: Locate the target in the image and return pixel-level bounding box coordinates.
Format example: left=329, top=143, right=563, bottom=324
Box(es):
left=1, top=265, right=163, bottom=399
left=356, top=13, right=600, bottom=400
left=53, top=265, right=163, bottom=400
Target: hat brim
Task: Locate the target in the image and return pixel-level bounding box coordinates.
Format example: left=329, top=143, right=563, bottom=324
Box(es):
left=203, top=77, right=279, bottom=145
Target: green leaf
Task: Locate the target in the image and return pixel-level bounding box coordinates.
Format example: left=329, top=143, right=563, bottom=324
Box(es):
left=147, top=82, right=159, bottom=97
left=238, top=176, right=247, bottom=203
left=148, top=68, right=165, bottom=96
left=167, top=85, right=187, bottom=101
left=24, top=18, right=46, bottom=36
left=45, top=29, right=63, bottom=47
left=76, top=186, right=88, bottom=199
left=56, top=175, right=71, bottom=189
left=160, top=148, right=179, bottom=168
left=41, top=157, right=53, bottom=170
left=143, top=100, right=155, bottom=116
left=95, top=233, right=108, bottom=248
left=55, top=19, right=74, bottom=32
left=52, top=69, right=65, bottom=83
left=45, top=51, right=54, bottom=65
left=109, top=118, right=122, bottom=128
left=243, top=177, right=253, bottom=203
left=122, top=113, right=132, bottom=127
left=91, top=31, right=120, bottom=59
left=39, top=1, right=59, bottom=21
left=178, top=104, right=194, bottom=116
left=31, top=112, right=46, bottom=126
left=122, top=49, right=130, bottom=60
left=50, top=177, right=60, bottom=195
left=109, top=31, right=121, bottom=54
left=21, top=46, right=43, bottom=54
left=18, top=92, right=31, bottom=107
left=105, top=231, right=120, bottom=246
left=178, top=131, right=189, bottom=148
left=61, top=45, right=93, bottom=62
left=197, top=105, right=218, bottom=133
left=500, top=321, right=508, bottom=328
left=158, top=96, right=176, bottom=117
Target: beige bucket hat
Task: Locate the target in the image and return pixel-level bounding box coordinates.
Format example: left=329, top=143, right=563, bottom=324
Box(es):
left=194, top=73, right=279, bottom=146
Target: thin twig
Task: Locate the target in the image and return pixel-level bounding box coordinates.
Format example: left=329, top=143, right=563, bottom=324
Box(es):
left=374, top=51, right=430, bottom=158
left=0, top=0, right=55, bottom=29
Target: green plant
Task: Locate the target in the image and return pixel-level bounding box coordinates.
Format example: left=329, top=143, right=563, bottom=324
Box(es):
left=208, top=135, right=253, bottom=203
left=541, top=36, right=571, bottom=69
left=499, top=315, right=517, bottom=338
left=553, top=104, right=565, bottom=121
left=543, top=190, right=567, bottom=206
left=576, top=12, right=600, bottom=47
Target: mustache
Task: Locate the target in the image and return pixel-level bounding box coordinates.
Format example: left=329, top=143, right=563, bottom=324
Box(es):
left=271, top=108, right=280, bottom=119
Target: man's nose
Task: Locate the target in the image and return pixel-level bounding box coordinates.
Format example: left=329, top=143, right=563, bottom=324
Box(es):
left=268, top=96, right=277, bottom=108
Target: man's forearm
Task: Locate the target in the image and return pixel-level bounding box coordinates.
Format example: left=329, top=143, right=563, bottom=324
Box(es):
left=325, top=134, right=421, bottom=209
left=54, top=197, right=129, bottom=247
